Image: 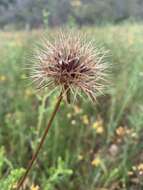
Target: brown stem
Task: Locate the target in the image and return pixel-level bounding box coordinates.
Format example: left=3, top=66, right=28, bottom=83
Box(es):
left=15, top=92, right=63, bottom=190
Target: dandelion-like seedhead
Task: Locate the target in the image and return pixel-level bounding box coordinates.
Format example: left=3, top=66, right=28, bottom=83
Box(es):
left=30, top=31, right=108, bottom=102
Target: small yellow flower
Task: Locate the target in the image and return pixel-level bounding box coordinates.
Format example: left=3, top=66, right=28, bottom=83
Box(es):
left=78, top=154, right=83, bottom=161
left=31, top=184, right=40, bottom=190
left=92, top=119, right=104, bottom=134
left=0, top=75, right=7, bottom=81
left=131, top=132, right=138, bottom=139
left=91, top=157, right=102, bottom=167
left=116, top=126, right=126, bottom=136
left=96, top=126, right=104, bottom=134
left=82, top=115, right=89, bottom=125
left=137, top=163, right=143, bottom=171
left=132, top=166, right=137, bottom=171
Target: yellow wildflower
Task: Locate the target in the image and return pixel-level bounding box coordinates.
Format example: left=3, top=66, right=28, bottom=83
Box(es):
left=82, top=115, right=89, bottom=125
left=132, top=166, right=137, bottom=171
left=91, top=157, right=102, bottom=167
left=78, top=154, right=83, bottom=161
left=116, top=126, right=126, bottom=137
left=137, top=163, right=143, bottom=171
left=96, top=126, right=104, bottom=134
left=92, top=119, right=104, bottom=134
left=131, top=132, right=138, bottom=139
left=30, top=184, right=40, bottom=190
left=0, top=75, right=7, bottom=81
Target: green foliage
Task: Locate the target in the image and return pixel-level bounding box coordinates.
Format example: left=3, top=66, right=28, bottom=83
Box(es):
left=0, top=147, right=5, bottom=175
left=67, top=15, right=77, bottom=29
left=44, top=157, right=73, bottom=190
left=0, top=147, right=24, bottom=190
left=42, top=9, right=50, bottom=29
left=0, top=169, right=25, bottom=190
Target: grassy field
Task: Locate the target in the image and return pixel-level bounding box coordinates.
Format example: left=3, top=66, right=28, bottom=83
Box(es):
left=0, top=23, right=143, bottom=190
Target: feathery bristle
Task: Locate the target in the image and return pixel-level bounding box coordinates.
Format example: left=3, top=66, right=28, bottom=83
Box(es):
left=30, top=31, right=109, bottom=102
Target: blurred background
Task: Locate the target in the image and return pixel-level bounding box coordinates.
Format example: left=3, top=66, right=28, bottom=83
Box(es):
left=0, top=0, right=143, bottom=29
left=0, top=0, right=143, bottom=190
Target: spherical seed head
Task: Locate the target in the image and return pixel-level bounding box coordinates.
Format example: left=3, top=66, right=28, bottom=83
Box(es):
left=31, top=31, right=108, bottom=102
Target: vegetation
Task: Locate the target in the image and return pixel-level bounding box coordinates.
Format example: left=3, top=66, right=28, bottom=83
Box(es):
left=0, top=23, right=143, bottom=189
left=0, top=0, right=143, bottom=29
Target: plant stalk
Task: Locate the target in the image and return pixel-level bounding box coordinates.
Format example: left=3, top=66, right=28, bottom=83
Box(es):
left=16, top=92, right=63, bottom=190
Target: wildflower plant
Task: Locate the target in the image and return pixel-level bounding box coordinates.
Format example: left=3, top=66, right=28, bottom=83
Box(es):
left=16, top=31, right=109, bottom=189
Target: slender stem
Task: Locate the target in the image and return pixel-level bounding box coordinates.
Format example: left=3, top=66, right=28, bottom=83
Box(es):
left=37, top=94, right=48, bottom=131
left=16, top=92, right=63, bottom=190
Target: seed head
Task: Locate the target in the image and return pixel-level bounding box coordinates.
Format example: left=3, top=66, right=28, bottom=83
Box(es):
left=30, top=31, right=108, bottom=102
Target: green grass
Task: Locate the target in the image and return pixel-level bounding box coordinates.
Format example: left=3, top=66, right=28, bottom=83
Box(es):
left=0, top=23, right=143, bottom=190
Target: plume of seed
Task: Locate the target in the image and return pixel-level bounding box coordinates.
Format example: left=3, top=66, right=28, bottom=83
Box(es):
left=30, top=31, right=109, bottom=102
